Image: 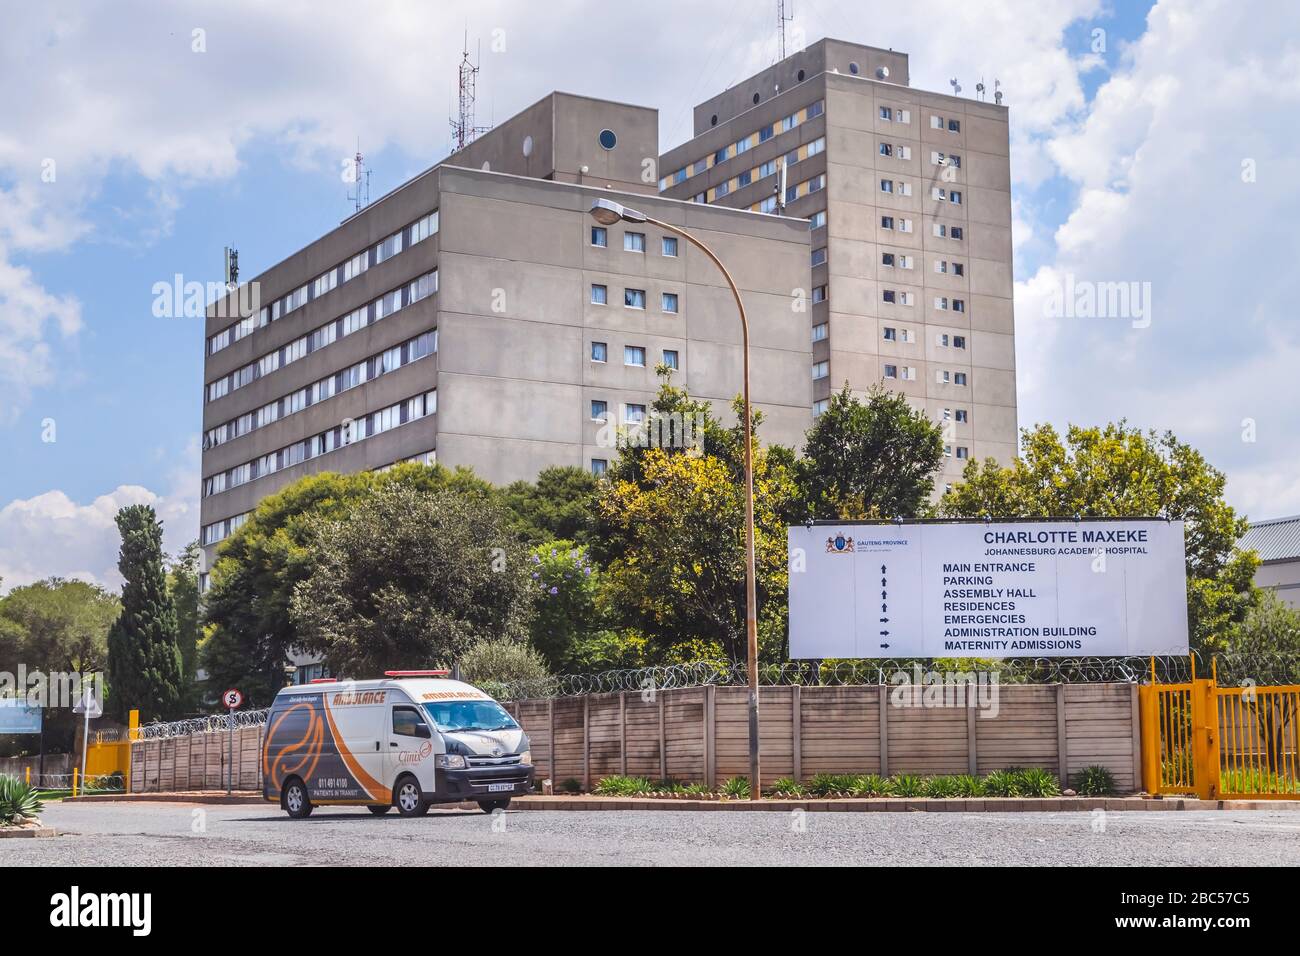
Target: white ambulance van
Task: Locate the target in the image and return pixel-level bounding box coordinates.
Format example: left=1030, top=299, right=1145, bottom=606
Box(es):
left=262, top=670, right=534, bottom=818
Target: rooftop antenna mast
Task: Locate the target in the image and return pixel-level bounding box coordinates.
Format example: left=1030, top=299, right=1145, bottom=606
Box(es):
left=347, top=140, right=371, bottom=213
left=777, top=0, right=794, bottom=59
left=451, top=33, right=492, bottom=151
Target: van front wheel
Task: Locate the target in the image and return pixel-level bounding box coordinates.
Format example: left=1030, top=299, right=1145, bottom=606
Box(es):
left=394, top=776, right=429, bottom=817
left=479, top=798, right=510, bottom=813
left=368, top=804, right=391, bottom=815
left=284, top=778, right=313, bottom=819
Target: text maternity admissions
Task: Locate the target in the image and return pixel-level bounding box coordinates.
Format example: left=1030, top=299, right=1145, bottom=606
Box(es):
left=940, top=527, right=1151, bottom=652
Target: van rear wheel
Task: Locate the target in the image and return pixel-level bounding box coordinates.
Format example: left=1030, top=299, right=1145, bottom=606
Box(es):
left=284, top=778, right=312, bottom=819
left=394, top=776, right=429, bottom=817
left=479, top=798, right=510, bottom=813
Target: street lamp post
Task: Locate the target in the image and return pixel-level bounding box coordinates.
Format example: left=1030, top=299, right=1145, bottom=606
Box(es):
left=588, top=197, right=761, bottom=798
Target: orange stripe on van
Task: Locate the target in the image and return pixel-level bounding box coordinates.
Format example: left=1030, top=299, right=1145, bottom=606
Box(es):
left=322, top=694, right=392, bottom=804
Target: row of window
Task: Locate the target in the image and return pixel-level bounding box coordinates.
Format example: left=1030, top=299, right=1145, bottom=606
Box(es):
left=207, top=211, right=438, bottom=356
left=697, top=136, right=825, bottom=206
left=881, top=365, right=968, bottom=386
left=751, top=168, right=826, bottom=214
left=589, top=342, right=679, bottom=369
left=659, top=100, right=825, bottom=190
left=883, top=327, right=967, bottom=348
left=205, top=270, right=437, bottom=403
left=591, top=227, right=679, bottom=257
left=202, top=389, right=438, bottom=498
left=201, top=511, right=249, bottom=547
left=881, top=289, right=967, bottom=311
left=591, top=284, right=679, bottom=313
left=203, top=329, right=437, bottom=450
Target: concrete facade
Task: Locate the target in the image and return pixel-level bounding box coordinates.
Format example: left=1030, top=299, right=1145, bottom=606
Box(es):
left=200, top=92, right=811, bottom=576
left=659, top=38, right=1019, bottom=487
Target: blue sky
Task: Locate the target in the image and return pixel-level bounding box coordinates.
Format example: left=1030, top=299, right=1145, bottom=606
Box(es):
left=3, top=0, right=1298, bottom=589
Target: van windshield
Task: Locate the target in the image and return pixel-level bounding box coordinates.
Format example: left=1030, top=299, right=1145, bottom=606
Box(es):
left=422, top=700, right=519, bottom=733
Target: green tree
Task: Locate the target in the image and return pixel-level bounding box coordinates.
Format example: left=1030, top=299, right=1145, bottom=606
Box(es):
left=940, top=422, right=1258, bottom=650
left=797, top=384, right=945, bottom=520
left=167, top=541, right=202, bottom=707
left=105, top=506, right=183, bottom=721
left=598, top=445, right=796, bottom=664
left=0, top=578, right=119, bottom=754
left=498, top=467, right=599, bottom=546
left=525, top=540, right=611, bottom=671
left=202, top=463, right=493, bottom=703
left=290, top=484, right=535, bottom=678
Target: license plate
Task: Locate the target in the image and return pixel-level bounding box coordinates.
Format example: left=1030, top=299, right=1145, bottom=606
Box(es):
left=487, top=783, right=514, bottom=793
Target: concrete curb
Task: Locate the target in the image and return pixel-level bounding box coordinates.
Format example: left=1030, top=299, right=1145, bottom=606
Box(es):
left=510, top=795, right=1300, bottom=812
left=0, top=825, right=57, bottom=838
left=64, top=792, right=266, bottom=806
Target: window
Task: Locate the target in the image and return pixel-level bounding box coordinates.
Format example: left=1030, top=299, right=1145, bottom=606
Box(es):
left=812, top=361, right=829, bottom=380
left=591, top=226, right=608, bottom=247
left=624, top=403, right=646, bottom=425
left=934, top=224, right=947, bottom=238
left=884, top=364, right=898, bottom=379
left=624, top=232, right=646, bottom=252
left=956, top=446, right=969, bottom=459
left=374, top=231, right=403, bottom=264
left=881, top=216, right=895, bottom=229
left=883, top=326, right=897, bottom=341
left=948, top=119, right=961, bottom=132
left=950, top=191, right=963, bottom=205
left=591, top=341, right=607, bottom=363
left=952, top=226, right=964, bottom=240
left=624, top=288, right=646, bottom=309
left=809, top=211, right=827, bottom=229
left=955, top=409, right=969, bottom=423
left=813, top=398, right=829, bottom=416
left=880, top=106, right=893, bottom=121
left=932, top=187, right=947, bottom=201
left=931, top=115, right=943, bottom=129
left=590, top=459, right=609, bottom=478
left=955, top=372, right=968, bottom=386
left=624, top=345, right=646, bottom=366
left=882, top=252, right=895, bottom=267
left=410, top=211, right=438, bottom=244
left=880, top=143, right=893, bottom=157
left=954, top=262, right=965, bottom=276
left=812, top=322, right=828, bottom=342
left=662, top=349, right=679, bottom=369
left=811, top=247, right=827, bottom=267
left=899, top=255, right=913, bottom=269
left=898, top=218, right=913, bottom=233
left=880, top=179, right=893, bottom=194
left=899, top=292, right=914, bottom=306
left=953, top=300, right=966, bottom=314
left=661, top=292, right=679, bottom=314
left=662, top=236, right=678, bottom=257
left=591, top=284, right=608, bottom=305
left=313, top=270, right=337, bottom=298
left=343, top=252, right=367, bottom=282
left=392, top=706, right=428, bottom=738
left=812, top=285, right=827, bottom=303
left=591, top=400, right=608, bottom=422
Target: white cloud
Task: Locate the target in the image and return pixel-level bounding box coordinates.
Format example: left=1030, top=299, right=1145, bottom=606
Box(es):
left=1015, top=0, right=1300, bottom=519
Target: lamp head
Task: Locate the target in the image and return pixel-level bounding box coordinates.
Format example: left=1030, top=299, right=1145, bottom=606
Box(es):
left=588, top=197, right=646, bottom=225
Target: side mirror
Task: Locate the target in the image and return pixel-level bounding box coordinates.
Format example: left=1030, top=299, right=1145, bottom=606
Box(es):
left=416, top=724, right=432, bottom=739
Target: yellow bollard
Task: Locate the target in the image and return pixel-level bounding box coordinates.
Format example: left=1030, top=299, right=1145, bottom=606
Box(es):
left=72, top=767, right=79, bottom=798
left=25, top=766, right=30, bottom=786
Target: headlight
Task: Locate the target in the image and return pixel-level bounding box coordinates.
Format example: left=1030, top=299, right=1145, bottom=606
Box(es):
left=518, top=750, right=532, bottom=765
left=435, top=754, right=468, bottom=770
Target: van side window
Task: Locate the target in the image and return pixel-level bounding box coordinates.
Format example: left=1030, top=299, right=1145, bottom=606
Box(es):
left=392, top=706, right=427, bottom=738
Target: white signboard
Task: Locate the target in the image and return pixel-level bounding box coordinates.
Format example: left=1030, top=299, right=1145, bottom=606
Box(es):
left=788, top=520, right=1189, bottom=658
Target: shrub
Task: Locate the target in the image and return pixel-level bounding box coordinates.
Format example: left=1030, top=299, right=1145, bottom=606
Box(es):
left=952, top=774, right=986, bottom=797
left=923, top=775, right=960, bottom=798
left=592, top=775, right=653, bottom=796
left=888, top=773, right=925, bottom=797
left=681, top=783, right=708, bottom=797
left=720, top=776, right=752, bottom=799
left=1013, top=767, right=1061, bottom=797
left=768, top=777, right=805, bottom=796
left=806, top=773, right=860, bottom=796
left=1073, top=765, right=1116, bottom=797
left=0, top=775, right=43, bottom=826
left=458, top=638, right=552, bottom=701
left=852, top=774, right=891, bottom=797
left=982, top=769, right=1020, bottom=797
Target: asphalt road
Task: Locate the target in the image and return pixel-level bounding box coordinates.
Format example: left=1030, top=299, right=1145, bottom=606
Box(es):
left=5, top=801, right=1299, bottom=866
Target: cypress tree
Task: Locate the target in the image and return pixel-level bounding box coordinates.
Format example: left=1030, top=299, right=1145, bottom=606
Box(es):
left=106, top=505, right=183, bottom=721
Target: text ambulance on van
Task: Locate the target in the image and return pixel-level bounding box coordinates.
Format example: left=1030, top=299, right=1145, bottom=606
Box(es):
left=262, top=671, right=535, bottom=818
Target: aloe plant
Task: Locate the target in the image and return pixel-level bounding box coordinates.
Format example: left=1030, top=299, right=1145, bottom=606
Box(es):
left=0, top=775, right=43, bottom=825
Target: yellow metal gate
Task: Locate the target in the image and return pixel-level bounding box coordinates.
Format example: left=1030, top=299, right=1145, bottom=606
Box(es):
left=1140, top=659, right=1300, bottom=800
